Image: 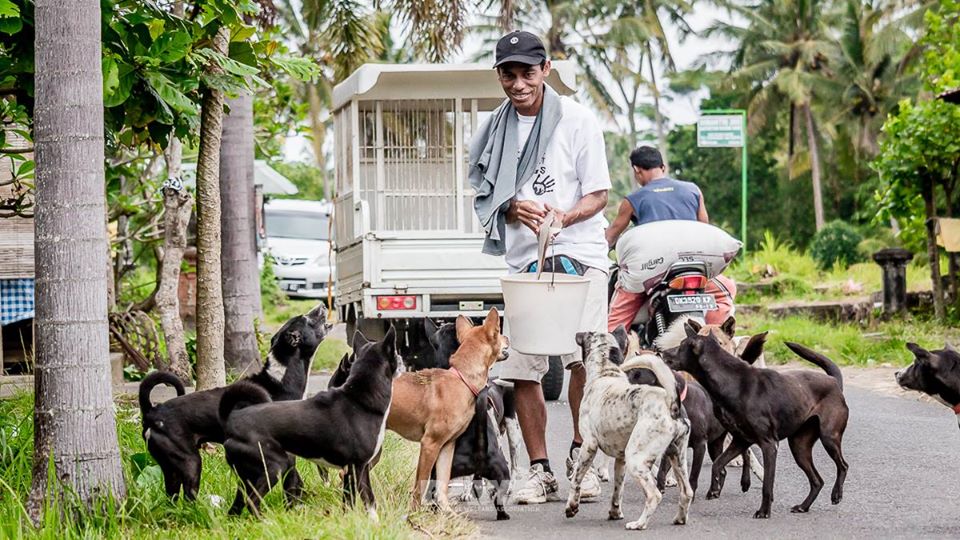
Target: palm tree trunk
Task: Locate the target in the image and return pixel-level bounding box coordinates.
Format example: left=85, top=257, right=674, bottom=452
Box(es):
left=157, top=136, right=193, bottom=383
left=646, top=43, right=668, bottom=169
left=194, top=27, right=229, bottom=390
left=27, top=0, right=126, bottom=522
left=803, top=102, right=825, bottom=231
left=220, top=93, right=261, bottom=374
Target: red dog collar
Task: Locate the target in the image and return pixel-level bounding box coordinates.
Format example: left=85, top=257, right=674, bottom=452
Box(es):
left=451, top=367, right=480, bottom=398
left=953, top=402, right=960, bottom=415
left=679, top=382, right=688, bottom=403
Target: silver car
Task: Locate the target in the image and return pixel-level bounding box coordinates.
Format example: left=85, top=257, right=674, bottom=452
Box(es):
left=263, top=199, right=335, bottom=299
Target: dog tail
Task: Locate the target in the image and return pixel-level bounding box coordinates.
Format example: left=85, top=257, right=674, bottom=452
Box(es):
left=785, top=342, right=844, bottom=391
left=138, top=371, right=186, bottom=416
left=621, top=353, right=679, bottom=416
left=218, top=381, right=272, bottom=424
left=473, top=386, right=491, bottom=465
left=500, top=384, right=517, bottom=421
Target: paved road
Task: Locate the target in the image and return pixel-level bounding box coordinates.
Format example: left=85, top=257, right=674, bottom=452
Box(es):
left=469, top=373, right=960, bottom=539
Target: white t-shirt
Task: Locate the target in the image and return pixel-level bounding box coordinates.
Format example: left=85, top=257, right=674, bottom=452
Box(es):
left=505, top=96, right=611, bottom=273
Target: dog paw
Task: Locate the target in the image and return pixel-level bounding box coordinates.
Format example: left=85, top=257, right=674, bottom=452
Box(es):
left=753, top=509, right=770, bottom=519
left=625, top=519, right=648, bottom=530
left=790, top=504, right=809, bottom=514
left=565, top=505, right=579, bottom=518
left=608, top=507, right=623, bottom=520
left=831, top=488, right=843, bottom=505
left=706, top=489, right=720, bottom=500
left=673, top=514, right=687, bottom=525
left=496, top=511, right=511, bottom=521
left=664, top=476, right=678, bottom=488
left=741, top=479, right=751, bottom=493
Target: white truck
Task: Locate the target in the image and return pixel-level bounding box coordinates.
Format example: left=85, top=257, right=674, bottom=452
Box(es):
left=331, top=62, right=577, bottom=397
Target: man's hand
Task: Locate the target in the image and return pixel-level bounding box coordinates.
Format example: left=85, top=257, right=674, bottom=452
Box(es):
left=507, top=199, right=547, bottom=234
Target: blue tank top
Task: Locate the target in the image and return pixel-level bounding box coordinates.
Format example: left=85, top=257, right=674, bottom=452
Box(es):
left=625, top=177, right=701, bottom=225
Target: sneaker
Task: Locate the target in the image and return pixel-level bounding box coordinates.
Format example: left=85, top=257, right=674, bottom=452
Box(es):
left=511, top=463, right=560, bottom=504
left=565, top=448, right=601, bottom=501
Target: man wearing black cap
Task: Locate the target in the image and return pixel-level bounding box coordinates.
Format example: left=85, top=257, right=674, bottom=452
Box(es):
left=469, top=30, right=611, bottom=505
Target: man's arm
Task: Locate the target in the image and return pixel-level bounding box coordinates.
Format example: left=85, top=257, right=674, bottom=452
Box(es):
left=605, top=199, right=634, bottom=248
left=697, top=188, right=709, bottom=223
left=545, top=190, right=608, bottom=230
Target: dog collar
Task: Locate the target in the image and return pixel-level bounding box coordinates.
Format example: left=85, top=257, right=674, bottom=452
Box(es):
left=679, top=382, right=688, bottom=403
left=953, top=402, right=960, bottom=415
left=450, top=367, right=480, bottom=398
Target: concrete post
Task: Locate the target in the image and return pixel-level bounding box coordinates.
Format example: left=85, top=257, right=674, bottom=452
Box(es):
left=872, top=248, right=914, bottom=314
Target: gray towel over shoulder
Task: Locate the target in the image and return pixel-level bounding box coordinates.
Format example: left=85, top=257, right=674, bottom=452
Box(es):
left=468, top=84, right=563, bottom=256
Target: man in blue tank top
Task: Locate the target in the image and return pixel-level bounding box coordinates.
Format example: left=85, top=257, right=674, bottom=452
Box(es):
left=605, top=146, right=736, bottom=330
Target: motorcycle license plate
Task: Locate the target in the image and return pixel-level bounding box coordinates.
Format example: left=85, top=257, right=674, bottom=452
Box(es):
left=666, top=294, right=718, bottom=313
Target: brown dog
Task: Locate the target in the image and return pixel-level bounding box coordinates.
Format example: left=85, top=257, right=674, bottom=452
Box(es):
left=387, top=308, right=509, bottom=509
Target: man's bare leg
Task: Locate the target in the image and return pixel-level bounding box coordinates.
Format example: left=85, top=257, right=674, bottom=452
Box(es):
left=514, top=380, right=548, bottom=461
left=568, top=363, right=586, bottom=444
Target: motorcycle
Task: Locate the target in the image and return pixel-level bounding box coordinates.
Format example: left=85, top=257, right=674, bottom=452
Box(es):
left=609, top=260, right=719, bottom=350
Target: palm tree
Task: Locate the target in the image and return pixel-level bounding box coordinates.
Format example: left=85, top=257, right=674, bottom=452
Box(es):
left=711, top=0, right=836, bottom=231
left=194, top=27, right=230, bottom=390
left=220, top=94, right=261, bottom=374
left=822, top=0, right=919, bottom=159
left=574, top=0, right=693, bottom=161
left=27, top=0, right=126, bottom=522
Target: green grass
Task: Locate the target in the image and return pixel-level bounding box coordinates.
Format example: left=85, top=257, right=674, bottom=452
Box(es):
left=737, top=311, right=960, bottom=367
left=729, top=231, right=932, bottom=303
left=0, top=392, right=475, bottom=539
left=312, top=337, right=351, bottom=373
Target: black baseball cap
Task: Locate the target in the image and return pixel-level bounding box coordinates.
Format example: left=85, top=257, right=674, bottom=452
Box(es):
left=494, top=30, right=547, bottom=68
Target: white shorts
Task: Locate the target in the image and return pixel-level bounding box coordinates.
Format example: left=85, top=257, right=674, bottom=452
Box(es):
left=499, top=267, right=609, bottom=383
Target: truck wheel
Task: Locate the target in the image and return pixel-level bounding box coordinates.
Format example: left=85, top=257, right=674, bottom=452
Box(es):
left=541, top=356, right=564, bottom=401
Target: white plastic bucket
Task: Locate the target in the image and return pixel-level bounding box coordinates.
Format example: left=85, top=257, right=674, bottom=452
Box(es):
left=500, top=272, right=590, bottom=355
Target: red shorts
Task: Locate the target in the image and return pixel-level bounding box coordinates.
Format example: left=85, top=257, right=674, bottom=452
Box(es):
left=608, top=274, right=737, bottom=332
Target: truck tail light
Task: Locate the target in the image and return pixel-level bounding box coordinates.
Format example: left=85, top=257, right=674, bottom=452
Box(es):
left=376, top=295, right=418, bottom=310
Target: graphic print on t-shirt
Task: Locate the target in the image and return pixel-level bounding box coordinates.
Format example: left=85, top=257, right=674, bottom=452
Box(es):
left=530, top=158, right=555, bottom=196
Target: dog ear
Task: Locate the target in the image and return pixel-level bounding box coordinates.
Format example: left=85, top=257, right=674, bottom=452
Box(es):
left=284, top=329, right=302, bottom=348
left=684, top=320, right=701, bottom=339
left=739, top=331, right=768, bottom=365
left=576, top=332, right=588, bottom=347
left=720, top=316, right=736, bottom=338
left=611, top=325, right=629, bottom=353
left=424, top=317, right=439, bottom=336
left=456, top=315, right=474, bottom=342
left=691, top=336, right=704, bottom=356
left=484, top=307, right=501, bottom=334
left=352, top=329, right=371, bottom=352
left=906, top=342, right=930, bottom=363
left=380, top=325, right=397, bottom=358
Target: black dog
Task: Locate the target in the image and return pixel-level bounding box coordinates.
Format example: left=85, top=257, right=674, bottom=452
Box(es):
left=665, top=323, right=849, bottom=518
left=137, top=304, right=331, bottom=499
left=898, top=342, right=960, bottom=429
left=220, top=327, right=398, bottom=517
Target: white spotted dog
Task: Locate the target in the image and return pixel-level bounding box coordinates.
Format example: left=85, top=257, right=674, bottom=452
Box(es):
left=566, top=331, right=692, bottom=531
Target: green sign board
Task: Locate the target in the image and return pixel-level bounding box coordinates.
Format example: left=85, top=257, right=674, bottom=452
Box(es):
left=697, top=114, right=745, bottom=147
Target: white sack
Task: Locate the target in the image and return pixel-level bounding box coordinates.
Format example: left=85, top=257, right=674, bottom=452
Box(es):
left=615, top=220, right=742, bottom=293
